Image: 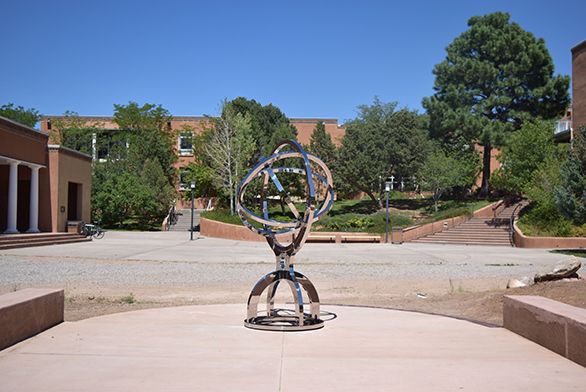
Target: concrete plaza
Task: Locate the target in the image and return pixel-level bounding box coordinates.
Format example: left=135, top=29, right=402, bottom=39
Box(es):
left=1, top=232, right=585, bottom=390
left=1, top=304, right=585, bottom=391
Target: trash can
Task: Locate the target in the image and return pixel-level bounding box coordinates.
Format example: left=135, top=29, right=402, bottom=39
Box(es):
left=391, top=228, right=403, bottom=244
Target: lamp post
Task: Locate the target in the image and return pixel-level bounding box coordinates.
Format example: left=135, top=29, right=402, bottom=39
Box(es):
left=190, top=181, right=195, bottom=241
left=385, top=180, right=391, bottom=243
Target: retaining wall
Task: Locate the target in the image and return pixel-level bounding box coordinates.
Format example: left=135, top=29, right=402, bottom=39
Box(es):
left=513, top=222, right=586, bottom=248
left=504, top=295, right=586, bottom=367
left=0, top=288, right=64, bottom=350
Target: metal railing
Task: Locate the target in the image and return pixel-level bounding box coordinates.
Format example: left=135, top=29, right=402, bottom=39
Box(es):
left=509, top=202, right=526, bottom=246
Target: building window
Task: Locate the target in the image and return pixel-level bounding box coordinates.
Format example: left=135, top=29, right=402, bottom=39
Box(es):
left=179, top=169, right=188, bottom=191
left=178, top=133, right=193, bottom=156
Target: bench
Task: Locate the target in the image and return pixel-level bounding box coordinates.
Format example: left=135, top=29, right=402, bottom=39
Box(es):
left=341, top=235, right=382, bottom=243
left=0, top=288, right=64, bottom=350
left=307, top=234, right=338, bottom=243
left=503, top=295, right=586, bottom=367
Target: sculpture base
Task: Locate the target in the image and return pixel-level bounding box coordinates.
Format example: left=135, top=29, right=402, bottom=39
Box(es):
left=245, top=266, right=323, bottom=332
left=244, top=314, right=324, bottom=331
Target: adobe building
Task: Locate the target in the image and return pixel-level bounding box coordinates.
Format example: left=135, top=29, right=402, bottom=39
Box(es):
left=0, top=116, right=91, bottom=233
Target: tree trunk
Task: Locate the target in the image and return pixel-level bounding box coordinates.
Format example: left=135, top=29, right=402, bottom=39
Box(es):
left=366, top=190, right=383, bottom=209
left=480, top=141, right=492, bottom=197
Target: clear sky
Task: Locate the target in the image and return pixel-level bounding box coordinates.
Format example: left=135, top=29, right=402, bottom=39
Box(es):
left=1, top=0, right=584, bottom=124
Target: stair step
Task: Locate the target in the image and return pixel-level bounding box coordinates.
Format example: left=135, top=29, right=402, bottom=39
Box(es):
left=414, top=236, right=511, bottom=242
left=0, top=237, right=91, bottom=250
left=430, top=233, right=510, bottom=239
left=412, top=240, right=511, bottom=246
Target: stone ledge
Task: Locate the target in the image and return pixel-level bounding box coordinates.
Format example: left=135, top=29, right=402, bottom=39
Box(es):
left=0, top=288, right=64, bottom=351
left=503, top=295, right=586, bottom=367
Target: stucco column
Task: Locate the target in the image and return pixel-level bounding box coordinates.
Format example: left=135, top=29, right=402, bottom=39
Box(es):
left=26, top=166, right=41, bottom=233
left=4, top=161, right=19, bottom=234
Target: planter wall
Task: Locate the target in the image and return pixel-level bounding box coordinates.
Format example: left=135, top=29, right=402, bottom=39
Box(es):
left=513, top=222, right=586, bottom=248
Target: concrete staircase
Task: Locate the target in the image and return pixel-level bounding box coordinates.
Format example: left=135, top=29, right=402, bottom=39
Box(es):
left=412, top=201, right=526, bottom=246
left=0, top=233, right=91, bottom=250
left=168, top=209, right=200, bottom=232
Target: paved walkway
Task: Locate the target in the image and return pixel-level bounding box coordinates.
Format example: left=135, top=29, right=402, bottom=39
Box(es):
left=0, top=231, right=574, bottom=297
left=1, top=304, right=584, bottom=391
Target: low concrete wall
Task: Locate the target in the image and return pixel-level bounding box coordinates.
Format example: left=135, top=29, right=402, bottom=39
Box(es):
left=200, top=217, right=264, bottom=242
left=200, top=218, right=383, bottom=243
left=513, top=222, right=586, bottom=248
left=503, top=295, right=586, bottom=367
left=201, top=202, right=502, bottom=244
left=0, top=288, right=64, bottom=351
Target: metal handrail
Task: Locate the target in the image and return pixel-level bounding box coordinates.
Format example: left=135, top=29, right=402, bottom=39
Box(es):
left=162, top=206, right=176, bottom=231
left=509, top=202, right=525, bottom=246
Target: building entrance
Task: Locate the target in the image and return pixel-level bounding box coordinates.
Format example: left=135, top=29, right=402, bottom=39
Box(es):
left=67, top=182, right=82, bottom=221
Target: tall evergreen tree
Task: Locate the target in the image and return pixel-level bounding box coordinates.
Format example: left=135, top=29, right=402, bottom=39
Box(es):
left=423, top=12, right=569, bottom=195
left=308, top=121, right=337, bottom=168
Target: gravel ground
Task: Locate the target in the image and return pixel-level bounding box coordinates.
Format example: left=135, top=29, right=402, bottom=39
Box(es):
left=0, top=231, right=582, bottom=325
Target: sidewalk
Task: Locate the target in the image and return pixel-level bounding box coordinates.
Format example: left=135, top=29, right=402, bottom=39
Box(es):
left=1, top=304, right=584, bottom=391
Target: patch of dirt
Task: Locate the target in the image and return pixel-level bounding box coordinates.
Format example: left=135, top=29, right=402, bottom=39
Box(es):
left=64, top=278, right=586, bottom=326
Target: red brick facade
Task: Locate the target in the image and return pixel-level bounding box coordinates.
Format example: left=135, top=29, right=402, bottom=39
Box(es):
left=572, top=40, right=586, bottom=134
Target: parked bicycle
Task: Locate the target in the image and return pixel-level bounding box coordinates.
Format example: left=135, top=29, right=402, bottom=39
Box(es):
left=79, top=222, right=105, bottom=239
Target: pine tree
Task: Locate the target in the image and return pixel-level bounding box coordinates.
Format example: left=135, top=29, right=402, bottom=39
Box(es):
left=423, top=12, right=569, bottom=195
left=308, top=121, right=337, bottom=169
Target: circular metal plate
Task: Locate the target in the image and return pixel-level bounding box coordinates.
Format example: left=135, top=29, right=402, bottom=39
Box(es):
left=244, top=316, right=324, bottom=332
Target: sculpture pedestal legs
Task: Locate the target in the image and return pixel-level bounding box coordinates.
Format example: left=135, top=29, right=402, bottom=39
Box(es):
left=244, top=261, right=323, bottom=331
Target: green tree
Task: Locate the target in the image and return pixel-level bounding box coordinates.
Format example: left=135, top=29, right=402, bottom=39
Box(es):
left=226, top=97, right=297, bottom=155
left=140, top=158, right=176, bottom=226
left=554, top=131, right=586, bottom=224
left=52, top=111, right=100, bottom=155
left=308, top=121, right=337, bottom=168
left=491, top=121, right=556, bottom=195
left=423, top=12, right=569, bottom=195
left=0, top=103, right=40, bottom=127
left=182, top=162, right=219, bottom=200
left=113, top=102, right=171, bottom=132
left=93, top=171, right=146, bottom=227
left=90, top=102, right=177, bottom=229
left=520, top=152, right=572, bottom=236
left=113, top=102, right=177, bottom=185
left=418, top=146, right=474, bottom=212
left=337, top=98, right=430, bottom=206
left=205, top=102, right=256, bottom=214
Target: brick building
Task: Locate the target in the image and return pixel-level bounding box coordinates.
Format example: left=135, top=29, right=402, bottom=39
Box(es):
left=571, top=40, right=586, bottom=133
left=39, top=115, right=345, bottom=206
left=555, top=39, right=586, bottom=142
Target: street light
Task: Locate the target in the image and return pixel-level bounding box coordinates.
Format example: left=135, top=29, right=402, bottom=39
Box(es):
left=385, top=180, right=391, bottom=243
left=190, top=181, right=195, bottom=241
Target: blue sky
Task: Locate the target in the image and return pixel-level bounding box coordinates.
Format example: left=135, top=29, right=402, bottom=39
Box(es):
left=1, top=0, right=584, bottom=123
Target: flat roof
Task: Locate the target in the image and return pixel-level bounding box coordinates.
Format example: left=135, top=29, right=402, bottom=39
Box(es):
left=571, top=39, right=586, bottom=54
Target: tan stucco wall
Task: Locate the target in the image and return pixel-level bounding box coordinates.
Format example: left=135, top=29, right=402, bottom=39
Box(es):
left=48, top=146, right=92, bottom=232
left=0, top=117, right=52, bottom=232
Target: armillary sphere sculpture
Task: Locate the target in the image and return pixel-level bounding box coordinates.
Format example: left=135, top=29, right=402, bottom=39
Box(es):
left=237, top=139, right=334, bottom=331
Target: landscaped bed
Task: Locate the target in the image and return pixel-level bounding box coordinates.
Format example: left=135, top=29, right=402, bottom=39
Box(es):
left=201, top=195, right=494, bottom=234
